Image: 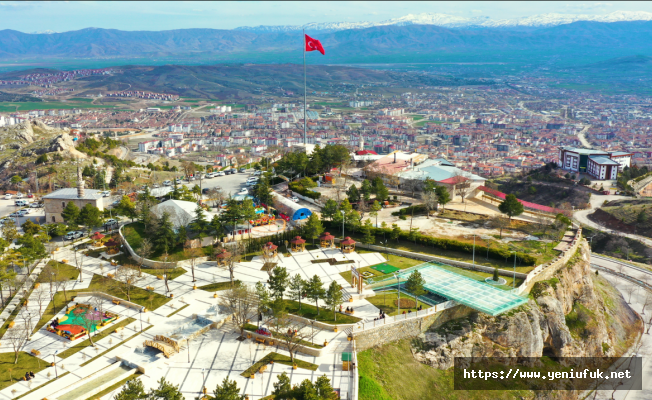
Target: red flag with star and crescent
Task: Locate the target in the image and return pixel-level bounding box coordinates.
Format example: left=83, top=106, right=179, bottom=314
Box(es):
left=305, top=34, right=325, bottom=55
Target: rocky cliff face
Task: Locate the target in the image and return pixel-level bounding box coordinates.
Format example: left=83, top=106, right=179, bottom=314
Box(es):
left=0, top=120, right=78, bottom=167
left=413, top=243, right=640, bottom=370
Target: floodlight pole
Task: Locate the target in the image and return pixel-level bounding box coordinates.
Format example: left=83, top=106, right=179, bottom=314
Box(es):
left=340, top=210, right=345, bottom=239
left=394, top=272, right=400, bottom=315
left=54, top=350, right=58, bottom=378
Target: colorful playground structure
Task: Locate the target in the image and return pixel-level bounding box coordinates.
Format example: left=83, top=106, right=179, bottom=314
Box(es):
left=248, top=214, right=276, bottom=227
left=46, top=303, right=119, bottom=340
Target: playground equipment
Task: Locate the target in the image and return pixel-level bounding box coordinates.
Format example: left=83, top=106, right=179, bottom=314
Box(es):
left=47, top=304, right=119, bottom=340
left=248, top=214, right=275, bottom=227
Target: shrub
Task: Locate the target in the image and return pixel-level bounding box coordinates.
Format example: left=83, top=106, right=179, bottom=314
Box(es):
left=288, top=181, right=321, bottom=200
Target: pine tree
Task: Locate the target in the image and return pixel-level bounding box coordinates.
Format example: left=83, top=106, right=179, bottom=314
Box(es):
left=210, top=376, right=243, bottom=400
left=304, top=213, right=323, bottom=246
left=435, top=186, right=451, bottom=211
left=191, top=206, right=209, bottom=234
left=405, top=271, right=426, bottom=309
left=498, top=194, right=525, bottom=221
left=361, top=219, right=375, bottom=245
left=267, top=266, right=290, bottom=299
left=155, top=212, right=176, bottom=254
left=360, top=179, right=372, bottom=201
left=61, top=202, right=80, bottom=224
left=321, top=199, right=338, bottom=221
left=369, top=200, right=382, bottom=227
left=347, top=184, right=360, bottom=203
left=306, top=275, right=326, bottom=315
left=288, top=274, right=306, bottom=310
left=324, top=281, right=344, bottom=322
left=148, top=377, right=184, bottom=400
left=114, top=378, right=147, bottom=400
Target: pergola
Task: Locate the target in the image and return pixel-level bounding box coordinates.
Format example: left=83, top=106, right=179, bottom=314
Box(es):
left=318, top=232, right=335, bottom=249
left=90, top=231, right=105, bottom=245
left=262, top=242, right=278, bottom=258
left=215, top=248, right=231, bottom=266
left=340, top=237, right=356, bottom=254
left=290, top=236, right=306, bottom=252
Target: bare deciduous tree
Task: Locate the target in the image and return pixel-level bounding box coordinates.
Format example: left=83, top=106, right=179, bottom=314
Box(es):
left=642, top=292, right=652, bottom=315
left=623, top=285, right=637, bottom=304
left=112, top=265, right=142, bottom=302
left=219, top=286, right=259, bottom=337
left=421, top=191, right=438, bottom=218
left=268, top=314, right=318, bottom=365
left=6, top=323, right=29, bottom=364
left=452, top=170, right=472, bottom=203
left=183, top=246, right=202, bottom=283
left=34, top=285, right=50, bottom=319
left=138, top=238, right=153, bottom=277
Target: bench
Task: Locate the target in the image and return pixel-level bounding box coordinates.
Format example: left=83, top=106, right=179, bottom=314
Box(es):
left=31, top=349, right=41, bottom=356
left=112, top=299, right=120, bottom=305
left=267, top=339, right=274, bottom=346
left=255, top=337, right=265, bottom=344
left=114, top=326, right=124, bottom=333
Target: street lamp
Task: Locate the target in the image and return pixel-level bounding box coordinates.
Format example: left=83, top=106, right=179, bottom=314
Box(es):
left=512, top=252, right=516, bottom=289
left=340, top=210, right=346, bottom=239
left=310, top=319, right=315, bottom=345
left=472, top=234, right=476, bottom=266
left=139, top=309, right=143, bottom=332
left=53, top=350, right=58, bottom=378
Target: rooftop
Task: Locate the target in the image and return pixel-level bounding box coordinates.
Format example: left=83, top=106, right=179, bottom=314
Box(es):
left=43, top=188, right=103, bottom=200
left=589, top=156, right=620, bottom=166
left=560, top=146, right=608, bottom=156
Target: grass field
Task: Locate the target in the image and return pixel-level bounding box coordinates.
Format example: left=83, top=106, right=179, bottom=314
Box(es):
left=123, top=222, right=211, bottom=262
left=358, top=339, right=530, bottom=400
left=0, top=101, right=116, bottom=112
left=37, top=261, right=79, bottom=283
left=198, top=281, right=241, bottom=292
left=240, top=352, right=318, bottom=377
left=283, top=299, right=361, bottom=325
left=141, top=267, right=187, bottom=280
left=365, top=290, right=431, bottom=316
left=0, top=352, right=49, bottom=392
left=83, top=372, right=143, bottom=400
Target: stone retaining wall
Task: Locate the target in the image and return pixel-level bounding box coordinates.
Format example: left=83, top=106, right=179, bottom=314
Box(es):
left=353, top=304, right=474, bottom=351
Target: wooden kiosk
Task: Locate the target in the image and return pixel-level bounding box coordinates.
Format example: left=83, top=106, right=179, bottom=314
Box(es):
left=340, top=237, right=356, bottom=254
left=262, top=242, right=278, bottom=258
left=318, top=232, right=335, bottom=249
left=290, top=236, right=306, bottom=253
left=215, top=248, right=231, bottom=267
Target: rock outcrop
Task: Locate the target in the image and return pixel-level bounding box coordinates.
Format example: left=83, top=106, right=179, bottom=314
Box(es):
left=413, top=243, right=640, bottom=370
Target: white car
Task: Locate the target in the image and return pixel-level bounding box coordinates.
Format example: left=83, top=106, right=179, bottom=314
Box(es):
left=290, top=196, right=299, bottom=203
left=253, top=171, right=262, bottom=176
left=246, top=177, right=259, bottom=183
left=216, top=171, right=225, bottom=177
left=189, top=176, right=196, bottom=181
left=4, top=194, right=12, bottom=200
left=101, top=190, right=111, bottom=197
left=153, top=184, right=160, bottom=188
left=16, top=193, right=23, bottom=199
left=238, top=188, right=248, bottom=195
left=30, top=203, right=40, bottom=208
left=163, top=180, right=172, bottom=186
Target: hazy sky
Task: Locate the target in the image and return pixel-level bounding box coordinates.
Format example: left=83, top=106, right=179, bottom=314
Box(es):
left=2, top=1, right=652, bottom=32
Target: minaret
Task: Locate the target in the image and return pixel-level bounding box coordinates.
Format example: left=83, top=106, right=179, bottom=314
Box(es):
left=359, top=135, right=364, bottom=151
left=77, top=162, right=85, bottom=198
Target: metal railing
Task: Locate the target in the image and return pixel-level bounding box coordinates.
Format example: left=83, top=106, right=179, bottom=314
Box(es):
left=349, top=300, right=457, bottom=333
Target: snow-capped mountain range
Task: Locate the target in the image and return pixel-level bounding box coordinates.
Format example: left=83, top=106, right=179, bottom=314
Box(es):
left=235, top=11, right=652, bottom=32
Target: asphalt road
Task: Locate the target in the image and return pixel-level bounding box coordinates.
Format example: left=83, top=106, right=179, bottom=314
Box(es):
left=589, top=255, right=652, bottom=400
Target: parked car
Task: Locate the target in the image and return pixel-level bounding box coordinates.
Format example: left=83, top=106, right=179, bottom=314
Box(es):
left=225, top=170, right=232, bottom=175
left=74, top=231, right=84, bottom=239
left=104, top=218, right=118, bottom=226
left=230, top=169, right=237, bottom=174
left=19, top=209, right=30, bottom=215
left=239, top=168, right=246, bottom=173
left=189, top=176, right=196, bottom=181
left=16, top=193, right=23, bottom=199
left=216, top=171, right=225, bottom=176
left=30, top=203, right=40, bottom=208
left=175, top=178, right=183, bottom=184
left=4, top=194, right=12, bottom=200
left=101, top=190, right=111, bottom=197
left=238, top=188, right=248, bottom=195
left=15, top=200, right=27, bottom=207
left=64, top=231, right=76, bottom=240
left=27, top=193, right=33, bottom=198
left=9, top=212, right=21, bottom=217
left=153, top=184, right=160, bottom=188
left=202, top=188, right=210, bottom=194
left=253, top=171, right=262, bottom=176
left=290, top=196, right=299, bottom=203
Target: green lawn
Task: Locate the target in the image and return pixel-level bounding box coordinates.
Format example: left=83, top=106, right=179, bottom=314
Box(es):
left=365, top=290, right=432, bottom=316
left=240, top=352, right=318, bottom=377
left=242, top=324, right=323, bottom=349
left=83, top=372, right=143, bottom=400
left=166, top=304, right=189, bottom=318
left=123, top=222, right=211, bottom=262
left=37, top=261, right=80, bottom=283
left=32, top=274, right=170, bottom=334
left=0, top=352, right=49, bottom=391
left=141, top=267, right=187, bottom=280
left=284, top=300, right=361, bottom=325
left=198, top=280, right=241, bottom=292
left=57, top=318, right=136, bottom=359
left=358, top=339, right=530, bottom=400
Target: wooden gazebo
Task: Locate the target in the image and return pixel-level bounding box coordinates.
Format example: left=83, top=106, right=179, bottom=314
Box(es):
left=340, top=237, right=356, bottom=254
left=90, top=232, right=105, bottom=246
left=215, top=248, right=231, bottom=266
left=262, top=242, right=278, bottom=258
left=318, top=232, right=335, bottom=249
left=290, top=236, right=306, bottom=252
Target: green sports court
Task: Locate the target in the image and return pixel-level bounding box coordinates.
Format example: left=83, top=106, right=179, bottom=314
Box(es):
left=370, top=262, right=400, bottom=274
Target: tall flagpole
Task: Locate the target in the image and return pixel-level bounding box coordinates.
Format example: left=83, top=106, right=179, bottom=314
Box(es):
left=303, top=29, right=307, bottom=145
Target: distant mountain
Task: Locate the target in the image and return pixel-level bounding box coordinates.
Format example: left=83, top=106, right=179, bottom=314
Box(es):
left=2, top=21, right=652, bottom=66
left=235, top=11, right=652, bottom=32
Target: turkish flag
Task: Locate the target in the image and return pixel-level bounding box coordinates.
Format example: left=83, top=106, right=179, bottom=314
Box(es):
left=305, top=34, right=325, bottom=55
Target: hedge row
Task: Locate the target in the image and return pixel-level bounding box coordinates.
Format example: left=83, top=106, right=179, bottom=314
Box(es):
left=288, top=181, right=322, bottom=200
left=326, top=222, right=538, bottom=266
left=390, top=204, right=428, bottom=216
